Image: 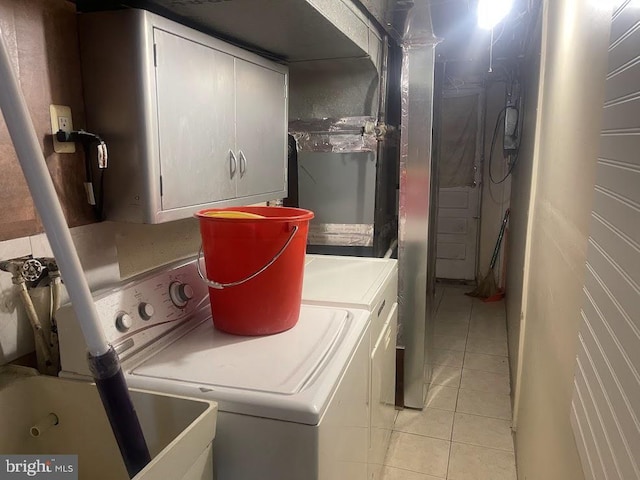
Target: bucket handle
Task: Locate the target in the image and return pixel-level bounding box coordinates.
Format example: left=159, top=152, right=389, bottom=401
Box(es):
left=196, top=225, right=299, bottom=290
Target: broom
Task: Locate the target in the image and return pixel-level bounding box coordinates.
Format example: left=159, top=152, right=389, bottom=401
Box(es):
left=467, top=208, right=510, bottom=299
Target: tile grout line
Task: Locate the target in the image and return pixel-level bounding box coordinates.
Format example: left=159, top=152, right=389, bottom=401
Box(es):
left=391, top=428, right=453, bottom=444
left=452, top=409, right=513, bottom=420
left=460, top=366, right=511, bottom=377
left=383, top=464, right=447, bottom=479
left=448, top=387, right=460, bottom=480
left=439, top=289, right=511, bottom=480
left=457, top=388, right=512, bottom=397
left=446, top=324, right=457, bottom=480
left=388, top=430, right=443, bottom=440
left=453, top=405, right=512, bottom=422
left=451, top=293, right=516, bottom=479
left=466, top=298, right=513, bottom=418
left=449, top=439, right=515, bottom=454
left=447, top=296, right=474, bottom=480
left=454, top=416, right=512, bottom=424
left=447, top=297, right=473, bottom=478
left=443, top=294, right=472, bottom=480
left=464, top=299, right=475, bottom=351
left=418, top=404, right=460, bottom=414
left=458, top=296, right=474, bottom=399
left=463, top=351, right=510, bottom=359
left=458, top=385, right=511, bottom=395
left=450, top=410, right=517, bottom=452
left=461, top=365, right=510, bottom=374
left=387, top=289, right=514, bottom=480
left=445, top=389, right=457, bottom=480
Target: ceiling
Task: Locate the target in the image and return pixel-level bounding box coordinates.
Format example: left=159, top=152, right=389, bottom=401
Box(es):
left=75, top=0, right=375, bottom=62
left=428, top=0, right=538, bottom=76
left=75, top=0, right=538, bottom=77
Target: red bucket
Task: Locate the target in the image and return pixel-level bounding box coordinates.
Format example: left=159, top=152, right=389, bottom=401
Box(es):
left=195, top=206, right=314, bottom=335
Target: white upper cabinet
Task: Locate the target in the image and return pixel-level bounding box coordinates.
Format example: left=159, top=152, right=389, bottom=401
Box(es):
left=235, top=58, right=288, bottom=199
left=154, top=30, right=237, bottom=210
left=78, top=10, right=288, bottom=223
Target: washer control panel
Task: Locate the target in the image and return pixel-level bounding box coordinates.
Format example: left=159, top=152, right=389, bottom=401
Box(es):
left=115, top=312, right=133, bottom=332
left=138, top=302, right=155, bottom=320
left=98, top=262, right=208, bottom=343
left=57, top=259, right=211, bottom=376
left=169, top=281, right=194, bottom=308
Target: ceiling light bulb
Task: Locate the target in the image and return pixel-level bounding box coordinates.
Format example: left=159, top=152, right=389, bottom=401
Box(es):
left=478, top=0, right=515, bottom=29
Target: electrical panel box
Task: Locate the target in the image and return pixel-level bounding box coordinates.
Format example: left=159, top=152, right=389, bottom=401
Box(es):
left=503, top=104, right=519, bottom=152
left=503, top=82, right=521, bottom=153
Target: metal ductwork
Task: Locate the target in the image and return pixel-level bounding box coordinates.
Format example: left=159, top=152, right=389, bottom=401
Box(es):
left=396, top=0, right=440, bottom=408
left=357, top=0, right=416, bottom=43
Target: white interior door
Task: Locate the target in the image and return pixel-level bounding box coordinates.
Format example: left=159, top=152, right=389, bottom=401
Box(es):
left=435, top=92, right=483, bottom=280
left=436, top=187, right=481, bottom=280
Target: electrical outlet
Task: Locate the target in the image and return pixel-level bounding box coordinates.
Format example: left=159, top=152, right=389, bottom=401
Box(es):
left=58, top=115, right=70, bottom=132
left=50, top=105, right=75, bottom=154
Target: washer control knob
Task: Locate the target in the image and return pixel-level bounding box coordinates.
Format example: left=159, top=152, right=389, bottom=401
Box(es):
left=115, top=313, right=133, bottom=332
left=138, top=302, right=155, bottom=321
left=170, top=282, right=194, bottom=308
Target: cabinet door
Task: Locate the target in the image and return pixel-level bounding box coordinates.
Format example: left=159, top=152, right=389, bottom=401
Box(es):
left=154, top=29, right=236, bottom=210
left=235, top=59, right=287, bottom=198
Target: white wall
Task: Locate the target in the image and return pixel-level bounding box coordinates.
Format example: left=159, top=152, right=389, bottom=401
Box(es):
left=508, top=1, right=612, bottom=480
left=570, top=2, right=640, bottom=477
left=505, top=5, right=543, bottom=404
left=0, top=219, right=201, bottom=365
left=479, top=81, right=511, bottom=286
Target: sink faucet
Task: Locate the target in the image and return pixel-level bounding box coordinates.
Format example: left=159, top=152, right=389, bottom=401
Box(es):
left=0, top=257, right=60, bottom=374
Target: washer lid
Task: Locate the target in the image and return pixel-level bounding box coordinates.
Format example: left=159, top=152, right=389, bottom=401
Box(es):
left=131, top=306, right=348, bottom=395
left=303, top=255, right=397, bottom=308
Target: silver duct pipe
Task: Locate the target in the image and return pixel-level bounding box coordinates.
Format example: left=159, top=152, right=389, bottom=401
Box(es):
left=373, top=35, right=392, bottom=257
left=397, top=0, right=440, bottom=408
left=377, top=36, right=390, bottom=123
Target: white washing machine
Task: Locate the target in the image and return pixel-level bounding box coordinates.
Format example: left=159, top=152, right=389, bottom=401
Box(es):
left=57, top=259, right=372, bottom=480
left=302, top=255, right=398, bottom=480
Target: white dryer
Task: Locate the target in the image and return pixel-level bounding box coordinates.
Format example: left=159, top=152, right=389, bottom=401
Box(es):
left=57, top=259, right=372, bottom=480
left=302, top=255, right=398, bottom=480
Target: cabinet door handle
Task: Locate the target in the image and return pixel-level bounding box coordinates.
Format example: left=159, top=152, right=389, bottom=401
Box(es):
left=239, top=150, right=247, bottom=177
left=229, top=150, right=237, bottom=179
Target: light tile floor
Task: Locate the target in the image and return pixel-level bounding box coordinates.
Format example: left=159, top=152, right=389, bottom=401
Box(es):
left=383, top=284, right=517, bottom=480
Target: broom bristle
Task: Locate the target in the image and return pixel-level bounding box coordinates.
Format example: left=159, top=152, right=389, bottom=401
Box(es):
left=466, top=269, right=498, bottom=298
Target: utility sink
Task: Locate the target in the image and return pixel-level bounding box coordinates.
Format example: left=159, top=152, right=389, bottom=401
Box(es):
left=0, top=367, right=218, bottom=480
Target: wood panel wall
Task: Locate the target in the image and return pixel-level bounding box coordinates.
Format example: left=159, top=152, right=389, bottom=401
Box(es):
left=0, top=0, right=95, bottom=241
